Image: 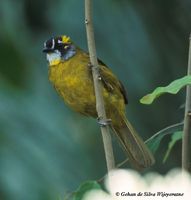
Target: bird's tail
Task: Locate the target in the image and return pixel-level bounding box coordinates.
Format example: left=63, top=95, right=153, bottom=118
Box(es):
left=112, top=116, right=155, bottom=170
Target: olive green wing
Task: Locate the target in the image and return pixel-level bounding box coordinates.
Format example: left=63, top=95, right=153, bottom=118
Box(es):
left=98, top=60, right=128, bottom=104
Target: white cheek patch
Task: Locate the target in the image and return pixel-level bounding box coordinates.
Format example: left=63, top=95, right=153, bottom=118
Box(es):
left=51, top=38, right=55, bottom=49
left=46, top=50, right=61, bottom=64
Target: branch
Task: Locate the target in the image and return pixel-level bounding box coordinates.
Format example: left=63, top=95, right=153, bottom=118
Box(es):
left=85, top=0, right=115, bottom=171
left=182, top=35, right=191, bottom=171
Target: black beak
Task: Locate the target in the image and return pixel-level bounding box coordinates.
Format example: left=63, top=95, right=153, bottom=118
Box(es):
left=42, top=48, right=54, bottom=53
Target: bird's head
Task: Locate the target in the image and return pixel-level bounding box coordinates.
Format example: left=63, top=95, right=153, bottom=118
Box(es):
left=43, top=35, right=76, bottom=65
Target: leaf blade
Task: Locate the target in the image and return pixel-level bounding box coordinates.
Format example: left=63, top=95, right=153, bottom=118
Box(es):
left=163, top=131, right=182, bottom=163
left=140, top=75, right=191, bottom=104
left=146, top=123, right=183, bottom=154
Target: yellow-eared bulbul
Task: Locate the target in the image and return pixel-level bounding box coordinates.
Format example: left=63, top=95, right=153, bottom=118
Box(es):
left=43, top=35, right=155, bottom=170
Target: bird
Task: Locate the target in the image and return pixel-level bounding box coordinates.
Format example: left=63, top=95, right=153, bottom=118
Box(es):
left=43, top=35, right=155, bottom=170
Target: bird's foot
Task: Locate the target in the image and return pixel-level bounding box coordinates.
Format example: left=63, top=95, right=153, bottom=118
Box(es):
left=97, top=117, right=112, bottom=127
left=88, top=62, right=92, bottom=68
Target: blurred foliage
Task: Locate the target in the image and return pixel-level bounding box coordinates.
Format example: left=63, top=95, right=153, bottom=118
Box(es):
left=72, top=181, right=102, bottom=200
left=146, top=123, right=183, bottom=156
left=0, top=0, right=191, bottom=199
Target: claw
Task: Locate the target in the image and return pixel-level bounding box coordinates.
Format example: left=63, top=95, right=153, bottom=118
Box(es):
left=97, top=117, right=112, bottom=127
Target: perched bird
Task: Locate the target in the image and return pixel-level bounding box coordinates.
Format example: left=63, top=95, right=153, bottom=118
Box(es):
left=43, top=35, right=155, bottom=169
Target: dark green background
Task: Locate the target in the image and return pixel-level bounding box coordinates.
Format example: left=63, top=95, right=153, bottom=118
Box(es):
left=0, top=0, right=190, bottom=199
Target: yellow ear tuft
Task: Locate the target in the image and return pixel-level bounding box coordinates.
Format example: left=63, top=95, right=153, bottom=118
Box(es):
left=62, top=35, right=71, bottom=43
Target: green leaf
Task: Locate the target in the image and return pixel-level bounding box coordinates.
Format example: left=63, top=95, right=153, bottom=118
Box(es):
left=163, top=131, right=182, bottom=163
left=72, top=181, right=102, bottom=200
left=140, top=75, right=191, bottom=104
left=147, top=133, right=165, bottom=154
left=146, top=123, right=183, bottom=154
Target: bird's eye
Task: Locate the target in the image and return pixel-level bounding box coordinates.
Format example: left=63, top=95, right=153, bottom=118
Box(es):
left=46, top=39, right=53, bottom=48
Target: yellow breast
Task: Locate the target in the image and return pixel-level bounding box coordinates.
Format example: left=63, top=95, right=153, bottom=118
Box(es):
left=48, top=48, right=126, bottom=120
left=48, top=49, right=97, bottom=116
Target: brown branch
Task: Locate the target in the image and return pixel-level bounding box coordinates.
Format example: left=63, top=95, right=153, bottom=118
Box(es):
left=182, top=35, right=191, bottom=171
left=84, top=0, right=115, bottom=171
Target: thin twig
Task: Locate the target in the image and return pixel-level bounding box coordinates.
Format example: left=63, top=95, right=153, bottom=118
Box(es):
left=182, top=35, right=191, bottom=171
left=85, top=0, right=115, bottom=171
